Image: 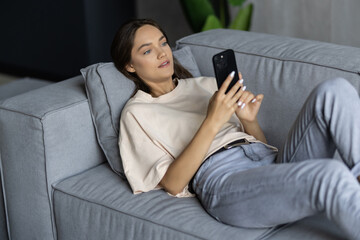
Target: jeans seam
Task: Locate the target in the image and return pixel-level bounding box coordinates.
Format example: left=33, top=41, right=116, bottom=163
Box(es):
left=197, top=176, right=299, bottom=197
left=287, top=118, right=317, bottom=163
left=205, top=177, right=314, bottom=211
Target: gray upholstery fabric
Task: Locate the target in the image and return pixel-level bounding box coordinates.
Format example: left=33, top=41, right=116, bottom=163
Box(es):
left=0, top=29, right=359, bottom=239
left=0, top=78, right=52, bottom=240
left=0, top=76, right=105, bottom=239
left=80, top=46, right=201, bottom=177
left=0, top=157, right=8, bottom=240
left=173, top=45, right=201, bottom=77
left=53, top=164, right=345, bottom=240
left=268, top=214, right=345, bottom=240
left=176, top=29, right=360, bottom=149
left=80, top=62, right=135, bottom=178
left=53, top=163, right=281, bottom=240
left=0, top=78, right=50, bottom=100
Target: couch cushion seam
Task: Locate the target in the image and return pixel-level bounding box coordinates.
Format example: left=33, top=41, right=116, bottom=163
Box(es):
left=0, top=153, right=11, bottom=239
left=52, top=187, right=206, bottom=240
left=0, top=99, right=88, bottom=120
left=177, top=42, right=360, bottom=75
left=41, top=100, right=88, bottom=119
left=0, top=107, right=41, bottom=119
left=40, top=119, right=57, bottom=240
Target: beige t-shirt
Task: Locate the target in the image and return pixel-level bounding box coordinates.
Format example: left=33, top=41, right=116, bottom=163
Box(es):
left=119, top=77, right=264, bottom=197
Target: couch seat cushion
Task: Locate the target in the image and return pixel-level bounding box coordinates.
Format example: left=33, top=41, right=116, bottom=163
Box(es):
left=53, top=164, right=282, bottom=240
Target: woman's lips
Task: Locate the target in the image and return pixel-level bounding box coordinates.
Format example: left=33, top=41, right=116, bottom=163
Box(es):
left=158, top=60, right=170, bottom=68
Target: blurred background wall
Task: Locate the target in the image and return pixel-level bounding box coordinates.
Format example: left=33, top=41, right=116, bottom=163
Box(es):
left=0, top=0, right=135, bottom=81
left=249, top=0, right=360, bottom=48
left=136, top=0, right=192, bottom=47
left=0, top=0, right=359, bottom=82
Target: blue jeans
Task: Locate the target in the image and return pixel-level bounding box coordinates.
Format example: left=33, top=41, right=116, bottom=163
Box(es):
left=192, top=78, right=360, bottom=239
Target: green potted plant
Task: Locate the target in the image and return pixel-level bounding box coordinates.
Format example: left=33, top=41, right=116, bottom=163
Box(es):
left=180, top=0, right=253, bottom=32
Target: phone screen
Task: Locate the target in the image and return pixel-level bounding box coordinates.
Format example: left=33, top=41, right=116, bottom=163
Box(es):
left=212, top=49, right=239, bottom=93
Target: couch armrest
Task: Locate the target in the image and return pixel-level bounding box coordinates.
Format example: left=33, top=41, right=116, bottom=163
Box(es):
left=0, top=75, right=105, bottom=240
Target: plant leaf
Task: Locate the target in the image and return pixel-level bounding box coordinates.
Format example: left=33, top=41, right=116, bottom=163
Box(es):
left=180, top=0, right=215, bottom=32
left=201, top=15, right=223, bottom=31
left=229, top=3, right=253, bottom=31
left=228, top=0, right=246, bottom=7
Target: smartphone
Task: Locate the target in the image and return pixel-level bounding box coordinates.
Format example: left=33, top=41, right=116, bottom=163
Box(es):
left=212, top=49, right=239, bottom=93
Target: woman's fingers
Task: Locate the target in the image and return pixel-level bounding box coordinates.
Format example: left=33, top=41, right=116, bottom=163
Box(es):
left=238, top=72, right=242, bottom=81
left=218, top=71, right=236, bottom=95
left=219, top=71, right=243, bottom=97
left=230, top=84, right=245, bottom=104
left=226, top=80, right=244, bottom=102
left=237, top=93, right=264, bottom=110
left=236, top=91, right=252, bottom=109
left=250, top=94, right=264, bottom=104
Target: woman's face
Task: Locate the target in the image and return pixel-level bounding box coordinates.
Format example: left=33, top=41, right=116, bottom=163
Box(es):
left=126, top=24, right=174, bottom=86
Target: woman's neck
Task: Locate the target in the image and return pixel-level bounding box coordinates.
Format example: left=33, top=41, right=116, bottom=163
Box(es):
left=149, top=78, right=178, bottom=97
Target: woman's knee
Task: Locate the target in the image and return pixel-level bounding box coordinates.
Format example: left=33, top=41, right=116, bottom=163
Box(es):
left=314, top=160, right=353, bottom=185
left=321, top=159, right=347, bottom=172
left=314, top=77, right=355, bottom=98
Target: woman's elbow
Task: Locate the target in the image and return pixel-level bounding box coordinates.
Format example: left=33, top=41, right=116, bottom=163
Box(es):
left=159, top=180, right=184, bottom=196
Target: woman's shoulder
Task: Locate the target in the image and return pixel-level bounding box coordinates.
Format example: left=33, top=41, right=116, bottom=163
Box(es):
left=122, top=96, right=145, bottom=113
left=120, top=94, right=146, bottom=119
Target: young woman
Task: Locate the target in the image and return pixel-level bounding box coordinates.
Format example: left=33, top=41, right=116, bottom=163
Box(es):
left=111, top=19, right=360, bottom=239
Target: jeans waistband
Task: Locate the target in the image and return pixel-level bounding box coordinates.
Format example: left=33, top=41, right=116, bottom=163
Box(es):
left=188, top=139, right=251, bottom=194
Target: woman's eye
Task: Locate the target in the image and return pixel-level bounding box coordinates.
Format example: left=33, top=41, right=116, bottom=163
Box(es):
left=161, top=41, right=168, bottom=47
left=144, top=49, right=151, bottom=55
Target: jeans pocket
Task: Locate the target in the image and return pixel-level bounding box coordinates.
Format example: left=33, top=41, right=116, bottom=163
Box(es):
left=240, top=143, right=277, bottom=161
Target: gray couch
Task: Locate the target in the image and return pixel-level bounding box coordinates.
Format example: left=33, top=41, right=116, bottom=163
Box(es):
left=1, top=29, right=359, bottom=240
left=0, top=78, right=52, bottom=240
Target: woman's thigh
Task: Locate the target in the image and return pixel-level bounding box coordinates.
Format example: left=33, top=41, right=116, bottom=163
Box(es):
left=194, top=158, right=360, bottom=229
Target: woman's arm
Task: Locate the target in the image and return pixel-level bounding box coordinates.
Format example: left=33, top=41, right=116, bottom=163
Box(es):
left=160, top=72, right=244, bottom=195
left=159, top=118, right=218, bottom=195
left=241, top=118, right=267, bottom=144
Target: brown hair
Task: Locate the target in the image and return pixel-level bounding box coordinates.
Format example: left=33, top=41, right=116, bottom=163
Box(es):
left=111, top=19, right=193, bottom=96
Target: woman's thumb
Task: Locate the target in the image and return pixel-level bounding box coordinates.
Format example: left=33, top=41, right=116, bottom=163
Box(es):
left=256, top=94, right=264, bottom=103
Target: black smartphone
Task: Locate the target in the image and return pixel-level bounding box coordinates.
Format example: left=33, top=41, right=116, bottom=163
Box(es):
left=212, top=49, right=239, bottom=93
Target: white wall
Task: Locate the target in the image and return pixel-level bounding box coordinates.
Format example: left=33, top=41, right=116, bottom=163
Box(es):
left=249, top=0, right=360, bottom=48
left=136, top=0, right=360, bottom=48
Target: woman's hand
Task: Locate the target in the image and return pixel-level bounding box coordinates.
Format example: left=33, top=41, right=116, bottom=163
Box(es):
left=161, top=72, right=266, bottom=195
left=160, top=72, right=245, bottom=195
left=206, top=71, right=244, bottom=132
left=233, top=74, right=267, bottom=143
left=235, top=86, right=264, bottom=123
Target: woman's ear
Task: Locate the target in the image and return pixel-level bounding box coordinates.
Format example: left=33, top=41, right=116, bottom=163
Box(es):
left=126, top=64, right=136, bottom=73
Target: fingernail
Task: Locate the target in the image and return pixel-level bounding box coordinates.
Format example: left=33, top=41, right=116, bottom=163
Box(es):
left=238, top=101, right=243, bottom=106
left=251, top=98, right=256, bottom=103
left=230, top=71, right=235, bottom=78
left=239, top=79, right=244, bottom=84
left=241, top=103, right=246, bottom=109
left=242, top=86, right=247, bottom=91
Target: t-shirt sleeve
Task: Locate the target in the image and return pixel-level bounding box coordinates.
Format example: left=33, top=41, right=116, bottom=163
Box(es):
left=119, top=109, right=173, bottom=194
left=209, top=76, right=218, bottom=91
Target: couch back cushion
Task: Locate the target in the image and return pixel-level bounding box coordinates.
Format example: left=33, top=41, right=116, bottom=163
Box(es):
left=176, top=29, right=360, bottom=149
left=81, top=46, right=200, bottom=177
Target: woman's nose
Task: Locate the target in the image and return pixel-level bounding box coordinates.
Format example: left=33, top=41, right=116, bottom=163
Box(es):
left=157, top=49, right=166, bottom=59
